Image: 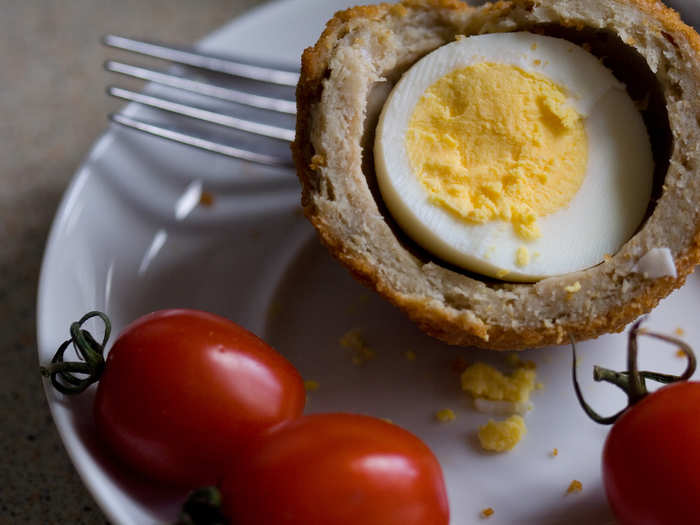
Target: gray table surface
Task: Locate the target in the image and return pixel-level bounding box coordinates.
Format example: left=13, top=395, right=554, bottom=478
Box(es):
left=1, top=2, right=264, bottom=523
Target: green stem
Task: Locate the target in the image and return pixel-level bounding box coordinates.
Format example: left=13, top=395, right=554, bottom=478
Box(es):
left=626, top=319, right=648, bottom=404
left=571, top=336, right=626, bottom=425
left=571, top=319, right=696, bottom=425
left=40, top=311, right=111, bottom=395
left=175, top=486, right=228, bottom=525
left=643, top=331, right=696, bottom=380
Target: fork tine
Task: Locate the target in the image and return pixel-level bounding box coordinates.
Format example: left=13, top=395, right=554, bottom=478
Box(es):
left=105, top=61, right=297, bottom=114
left=108, top=86, right=295, bottom=142
left=110, top=113, right=294, bottom=167
left=103, top=34, right=299, bottom=87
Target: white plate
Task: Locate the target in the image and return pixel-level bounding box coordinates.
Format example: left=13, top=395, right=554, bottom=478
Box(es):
left=37, top=1, right=700, bottom=524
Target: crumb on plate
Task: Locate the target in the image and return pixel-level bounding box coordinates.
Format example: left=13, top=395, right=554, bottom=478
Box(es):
left=505, top=353, right=520, bottom=367
left=339, top=329, right=376, bottom=366
left=199, top=190, right=214, bottom=207
left=478, top=415, right=527, bottom=452
left=567, top=480, right=583, bottom=494
left=403, top=349, right=417, bottom=361
left=352, top=346, right=376, bottom=366
left=435, top=408, right=456, bottom=423
left=340, top=329, right=365, bottom=350
left=461, top=362, right=536, bottom=403
left=505, top=353, right=536, bottom=370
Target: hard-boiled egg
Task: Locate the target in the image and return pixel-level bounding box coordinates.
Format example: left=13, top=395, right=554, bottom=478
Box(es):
left=374, top=32, right=653, bottom=282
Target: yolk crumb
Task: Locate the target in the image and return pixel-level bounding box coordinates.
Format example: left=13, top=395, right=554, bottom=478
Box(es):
left=435, top=408, right=456, bottom=423
left=567, top=480, right=583, bottom=494
left=351, top=347, right=376, bottom=366
left=676, top=348, right=686, bottom=358
left=340, top=329, right=375, bottom=366
left=481, top=507, right=495, bottom=518
left=515, top=246, right=530, bottom=267
left=551, top=448, right=559, bottom=457
left=505, top=353, right=521, bottom=367
left=340, top=329, right=365, bottom=350
left=675, top=327, right=685, bottom=336
left=478, top=415, right=527, bottom=452
left=505, top=353, right=536, bottom=370
left=461, top=362, right=536, bottom=402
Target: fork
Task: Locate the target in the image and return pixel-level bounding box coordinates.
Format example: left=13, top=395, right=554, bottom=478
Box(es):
left=103, top=34, right=299, bottom=167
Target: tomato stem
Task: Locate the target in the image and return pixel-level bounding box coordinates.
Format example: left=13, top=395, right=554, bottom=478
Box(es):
left=176, top=486, right=227, bottom=525
left=571, top=318, right=696, bottom=425
left=39, top=311, right=111, bottom=395
left=626, top=320, right=647, bottom=404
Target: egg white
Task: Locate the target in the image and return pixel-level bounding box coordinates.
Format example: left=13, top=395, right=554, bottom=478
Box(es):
left=374, top=32, right=654, bottom=282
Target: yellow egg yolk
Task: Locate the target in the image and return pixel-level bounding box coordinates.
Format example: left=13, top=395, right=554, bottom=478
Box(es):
left=460, top=362, right=536, bottom=403
left=478, top=414, right=527, bottom=452
left=405, top=62, right=588, bottom=240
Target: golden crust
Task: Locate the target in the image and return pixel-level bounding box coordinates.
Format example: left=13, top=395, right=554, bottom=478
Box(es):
left=292, top=0, right=700, bottom=350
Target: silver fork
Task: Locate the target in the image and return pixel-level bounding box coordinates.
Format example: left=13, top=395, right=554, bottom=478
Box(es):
left=103, top=34, right=299, bottom=167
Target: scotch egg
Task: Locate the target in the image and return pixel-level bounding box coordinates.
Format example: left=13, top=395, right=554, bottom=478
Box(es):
left=375, top=32, right=653, bottom=282
left=294, top=0, right=700, bottom=349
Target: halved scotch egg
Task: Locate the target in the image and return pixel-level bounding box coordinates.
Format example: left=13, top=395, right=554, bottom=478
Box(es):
left=293, top=0, right=700, bottom=349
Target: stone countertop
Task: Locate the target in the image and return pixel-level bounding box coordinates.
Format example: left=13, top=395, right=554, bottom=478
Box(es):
left=0, top=1, right=264, bottom=523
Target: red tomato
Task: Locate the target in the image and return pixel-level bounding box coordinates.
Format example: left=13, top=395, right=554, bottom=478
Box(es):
left=602, top=381, right=700, bottom=525
left=220, top=413, right=450, bottom=525
left=93, top=309, right=305, bottom=487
